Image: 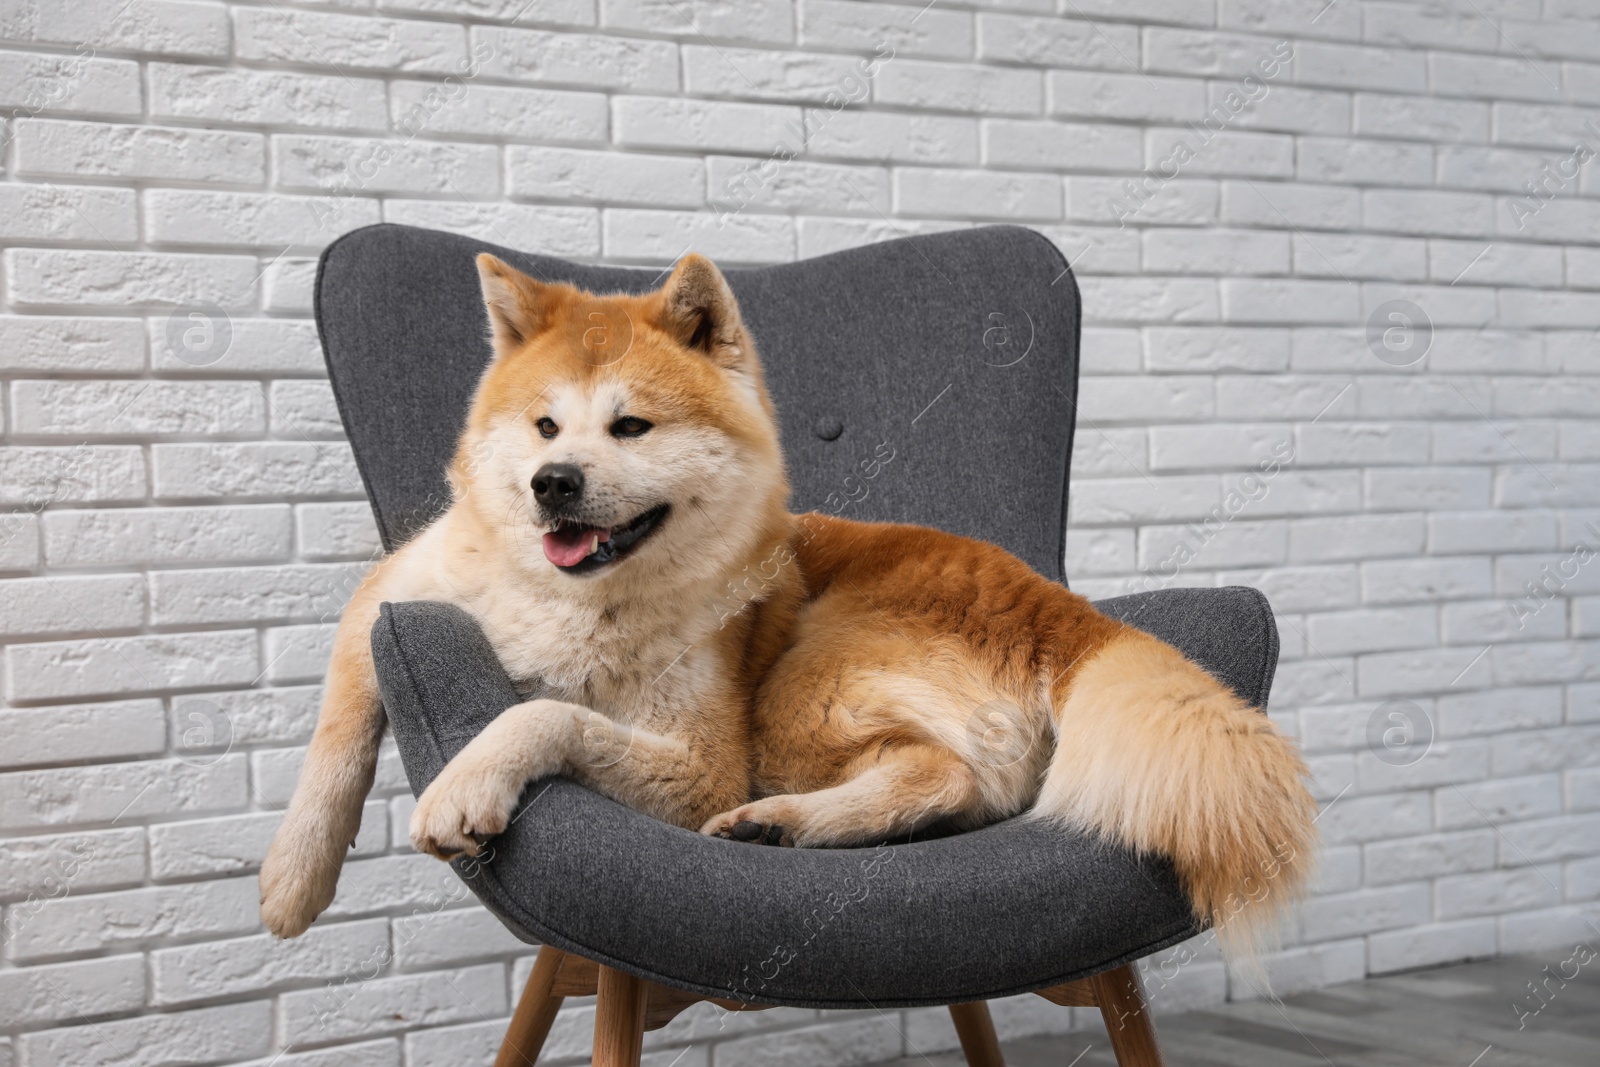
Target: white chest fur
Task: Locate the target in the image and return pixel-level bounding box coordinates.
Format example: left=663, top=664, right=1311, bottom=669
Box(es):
left=386, top=519, right=723, bottom=725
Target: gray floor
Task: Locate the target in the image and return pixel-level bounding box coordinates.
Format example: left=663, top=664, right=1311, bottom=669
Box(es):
left=894, top=955, right=1599, bottom=1067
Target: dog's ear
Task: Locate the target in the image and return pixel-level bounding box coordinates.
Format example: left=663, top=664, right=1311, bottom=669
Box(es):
left=657, top=254, right=748, bottom=371
left=476, top=253, right=550, bottom=355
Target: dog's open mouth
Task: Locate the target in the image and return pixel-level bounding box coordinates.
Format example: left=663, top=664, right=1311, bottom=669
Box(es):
left=542, top=504, right=669, bottom=574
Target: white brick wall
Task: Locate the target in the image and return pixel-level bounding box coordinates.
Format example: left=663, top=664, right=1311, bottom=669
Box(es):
left=2, top=0, right=1599, bottom=1064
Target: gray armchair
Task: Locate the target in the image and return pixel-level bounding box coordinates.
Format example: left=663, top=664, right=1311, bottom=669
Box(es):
left=315, top=224, right=1280, bottom=1067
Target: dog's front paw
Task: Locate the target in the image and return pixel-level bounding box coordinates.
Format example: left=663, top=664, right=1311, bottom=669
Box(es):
left=259, top=824, right=340, bottom=939
left=410, top=767, right=520, bottom=860
left=700, top=800, right=798, bottom=847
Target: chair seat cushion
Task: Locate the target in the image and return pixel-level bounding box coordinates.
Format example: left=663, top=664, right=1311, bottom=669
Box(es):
left=373, top=586, right=1277, bottom=1008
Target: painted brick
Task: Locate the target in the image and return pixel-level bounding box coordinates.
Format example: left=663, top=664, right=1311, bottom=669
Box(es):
left=1210, top=84, right=1350, bottom=136
left=381, top=201, right=600, bottom=258
left=1297, top=136, right=1433, bottom=186
left=713, top=156, right=889, bottom=215
left=150, top=316, right=324, bottom=375
left=263, top=258, right=319, bottom=313
left=1366, top=189, right=1496, bottom=238
left=1144, top=228, right=1289, bottom=274
left=143, top=189, right=380, bottom=249
left=1143, top=327, right=1288, bottom=372
left=0, top=953, right=145, bottom=1027
left=232, top=8, right=466, bottom=73
left=1366, top=919, right=1498, bottom=974
left=895, top=167, right=1060, bottom=220
left=613, top=97, right=799, bottom=153
left=1220, top=279, right=1361, bottom=324
left=601, top=0, right=792, bottom=43
left=0, top=826, right=146, bottom=899
left=880, top=59, right=1042, bottom=115
left=20, top=1003, right=268, bottom=1066
left=1219, top=0, right=1361, bottom=39
left=1078, top=276, right=1220, bottom=323
left=1049, top=71, right=1206, bottom=124
left=1427, top=512, right=1557, bottom=562
left=390, top=80, right=606, bottom=144
left=0, top=698, right=163, bottom=767
left=44, top=504, right=291, bottom=566
left=1231, top=940, right=1366, bottom=1000
left=475, top=25, right=678, bottom=90
left=12, top=379, right=265, bottom=437
left=6, top=248, right=259, bottom=308
left=0, top=183, right=136, bottom=242
left=804, top=0, right=972, bottom=60
left=297, top=502, right=381, bottom=560
left=978, top=14, right=1135, bottom=69
left=149, top=798, right=387, bottom=881
left=1222, top=180, right=1360, bottom=230
left=806, top=111, right=979, bottom=164
left=1364, top=829, right=1496, bottom=886
left=0, top=48, right=141, bottom=117
left=5, top=630, right=259, bottom=702
left=0, top=315, right=144, bottom=373
left=150, top=562, right=362, bottom=626
left=603, top=208, right=794, bottom=263
left=13, top=118, right=264, bottom=183
left=1300, top=884, right=1431, bottom=940
left=263, top=622, right=340, bottom=686
left=279, top=963, right=508, bottom=1043
left=152, top=442, right=363, bottom=499
left=0, top=0, right=228, bottom=56
left=1287, top=513, right=1425, bottom=563
left=683, top=46, right=865, bottom=104
left=150, top=918, right=390, bottom=1004
left=1437, top=774, right=1565, bottom=831
left=509, top=146, right=704, bottom=207
left=275, top=135, right=499, bottom=199
left=0, top=755, right=240, bottom=838
left=1307, top=605, right=1435, bottom=656
left=1067, top=177, right=1218, bottom=228
left=1291, top=233, right=1428, bottom=281
left=1149, top=127, right=1295, bottom=179
left=392, top=904, right=528, bottom=970
left=7, top=877, right=259, bottom=961
left=0, top=561, right=140, bottom=634
left=148, top=63, right=388, bottom=130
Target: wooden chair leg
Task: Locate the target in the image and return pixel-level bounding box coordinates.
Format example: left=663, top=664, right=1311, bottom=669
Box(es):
left=948, top=1001, right=1005, bottom=1067
left=593, top=964, right=649, bottom=1067
left=495, top=945, right=567, bottom=1067
left=1089, top=964, right=1166, bottom=1067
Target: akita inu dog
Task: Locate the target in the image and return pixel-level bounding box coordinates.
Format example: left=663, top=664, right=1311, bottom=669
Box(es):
left=259, top=252, right=1316, bottom=961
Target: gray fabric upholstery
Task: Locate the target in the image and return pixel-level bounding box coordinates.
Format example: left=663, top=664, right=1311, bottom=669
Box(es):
left=316, top=223, right=1285, bottom=1007
left=374, top=590, right=1279, bottom=1008
left=315, top=223, right=1080, bottom=581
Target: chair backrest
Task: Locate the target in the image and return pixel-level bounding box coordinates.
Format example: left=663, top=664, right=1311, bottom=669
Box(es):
left=315, top=224, right=1082, bottom=582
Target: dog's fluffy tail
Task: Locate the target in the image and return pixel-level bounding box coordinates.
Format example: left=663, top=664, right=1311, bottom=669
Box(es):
left=1035, top=627, right=1316, bottom=965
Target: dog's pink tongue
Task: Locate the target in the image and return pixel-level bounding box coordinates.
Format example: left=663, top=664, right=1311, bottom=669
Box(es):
left=543, top=525, right=609, bottom=567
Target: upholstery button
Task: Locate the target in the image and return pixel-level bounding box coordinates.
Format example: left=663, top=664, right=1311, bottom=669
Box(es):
left=813, top=416, right=843, bottom=441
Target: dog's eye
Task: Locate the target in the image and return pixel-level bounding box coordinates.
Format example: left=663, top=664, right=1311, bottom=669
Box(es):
left=536, top=417, right=559, bottom=439
left=611, top=416, right=652, bottom=438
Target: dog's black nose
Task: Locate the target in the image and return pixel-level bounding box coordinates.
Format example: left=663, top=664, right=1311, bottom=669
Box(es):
left=532, top=463, right=584, bottom=507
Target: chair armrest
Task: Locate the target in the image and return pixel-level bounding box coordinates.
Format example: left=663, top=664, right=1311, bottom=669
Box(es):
left=371, top=600, right=549, bottom=797
left=1090, top=586, right=1280, bottom=710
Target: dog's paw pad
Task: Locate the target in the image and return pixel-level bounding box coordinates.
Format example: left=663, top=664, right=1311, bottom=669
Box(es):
left=730, top=820, right=763, bottom=842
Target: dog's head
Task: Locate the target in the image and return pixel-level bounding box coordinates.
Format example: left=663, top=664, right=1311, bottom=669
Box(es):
left=452, top=253, right=789, bottom=589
